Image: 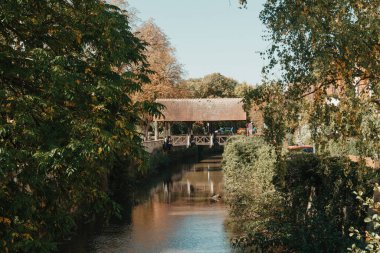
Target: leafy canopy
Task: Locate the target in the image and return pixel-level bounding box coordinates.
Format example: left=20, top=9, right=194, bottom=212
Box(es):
left=242, top=0, right=380, bottom=158
left=0, top=0, right=159, bottom=252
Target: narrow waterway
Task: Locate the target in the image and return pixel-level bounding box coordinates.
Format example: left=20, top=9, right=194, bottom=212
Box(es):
left=62, top=155, right=235, bottom=253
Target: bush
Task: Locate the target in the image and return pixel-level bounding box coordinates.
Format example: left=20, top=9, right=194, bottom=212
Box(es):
left=224, top=138, right=380, bottom=253
left=327, top=139, right=360, bottom=157
left=223, top=136, right=278, bottom=233
left=275, top=153, right=379, bottom=253
left=348, top=184, right=380, bottom=253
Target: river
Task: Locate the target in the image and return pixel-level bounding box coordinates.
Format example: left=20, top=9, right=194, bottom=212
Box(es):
left=61, top=154, right=235, bottom=253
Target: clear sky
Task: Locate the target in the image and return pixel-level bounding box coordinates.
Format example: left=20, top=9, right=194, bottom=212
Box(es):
left=127, top=0, right=268, bottom=85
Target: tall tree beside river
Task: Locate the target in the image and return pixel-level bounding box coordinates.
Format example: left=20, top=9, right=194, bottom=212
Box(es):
left=134, top=19, right=186, bottom=101
left=0, top=1, right=159, bottom=252
left=242, top=0, right=380, bottom=158
left=238, top=0, right=380, bottom=252
left=133, top=19, right=188, bottom=137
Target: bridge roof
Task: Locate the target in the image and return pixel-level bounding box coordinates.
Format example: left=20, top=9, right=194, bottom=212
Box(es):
left=155, top=98, right=246, bottom=122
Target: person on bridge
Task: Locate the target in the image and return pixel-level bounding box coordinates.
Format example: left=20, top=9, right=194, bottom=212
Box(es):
left=163, top=136, right=173, bottom=151
left=167, top=136, right=173, bottom=150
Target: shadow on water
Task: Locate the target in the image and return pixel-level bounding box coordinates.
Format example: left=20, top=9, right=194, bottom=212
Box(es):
left=59, top=153, right=244, bottom=253
left=59, top=155, right=196, bottom=253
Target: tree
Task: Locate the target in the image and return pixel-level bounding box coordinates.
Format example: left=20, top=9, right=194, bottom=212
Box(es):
left=241, top=0, right=380, bottom=158
left=0, top=1, right=158, bottom=251
left=234, top=82, right=254, bottom=97
left=107, top=0, right=140, bottom=26
left=237, top=2, right=380, bottom=251
left=133, top=19, right=187, bottom=138
left=182, top=73, right=240, bottom=98
left=134, top=19, right=186, bottom=101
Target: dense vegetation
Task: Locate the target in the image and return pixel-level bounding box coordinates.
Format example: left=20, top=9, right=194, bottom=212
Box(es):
left=230, top=1, right=380, bottom=251
left=1, top=0, right=378, bottom=252
left=181, top=73, right=253, bottom=99
left=223, top=136, right=277, bottom=234
left=0, top=1, right=161, bottom=252
left=242, top=0, right=380, bottom=159
left=223, top=137, right=380, bottom=252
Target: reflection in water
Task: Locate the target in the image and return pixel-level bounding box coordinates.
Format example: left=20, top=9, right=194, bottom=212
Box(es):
left=62, top=155, right=233, bottom=253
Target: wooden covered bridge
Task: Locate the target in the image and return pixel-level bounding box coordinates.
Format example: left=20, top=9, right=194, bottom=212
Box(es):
left=144, top=98, right=247, bottom=151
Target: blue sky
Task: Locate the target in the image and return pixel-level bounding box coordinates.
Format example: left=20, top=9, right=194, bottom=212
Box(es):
left=127, top=0, right=268, bottom=85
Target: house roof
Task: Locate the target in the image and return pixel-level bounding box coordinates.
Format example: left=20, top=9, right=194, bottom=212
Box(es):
left=155, top=98, right=246, bottom=122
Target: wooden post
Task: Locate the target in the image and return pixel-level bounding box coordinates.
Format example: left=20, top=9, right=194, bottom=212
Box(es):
left=187, top=135, right=191, bottom=148
left=168, top=122, right=171, bottom=136
left=164, top=122, right=168, bottom=138
left=210, top=134, right=213, bottom=148
left=154, top=121, right=158, bottom=141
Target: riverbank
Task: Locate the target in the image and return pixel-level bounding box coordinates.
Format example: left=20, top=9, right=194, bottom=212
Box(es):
left=59, top=152, right=233, bottom=253
left=59, top=145, right=224, bottom=252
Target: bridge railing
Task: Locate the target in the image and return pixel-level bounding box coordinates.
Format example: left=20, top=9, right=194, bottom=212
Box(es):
left=215, top=135, right=229, bottom=145
left=172, top=134, right=232, bottom=147
left=194, top=135, right=211, bottom=146
left=143, top=134, right=234, bottom=151
left=171, top=135, right=188, bottom=146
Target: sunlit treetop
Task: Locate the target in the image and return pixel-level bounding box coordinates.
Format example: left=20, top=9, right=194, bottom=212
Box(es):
left=243, top=0, right=380, bottom=158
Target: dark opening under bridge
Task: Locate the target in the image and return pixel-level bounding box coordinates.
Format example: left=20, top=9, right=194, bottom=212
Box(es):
left=144, top=98, right=247, bottom=152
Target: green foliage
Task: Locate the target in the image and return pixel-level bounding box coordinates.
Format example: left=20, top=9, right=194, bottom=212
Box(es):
left=238, top=1, right=380, bottom=252
left=223, top=136, right=279, bottom=234
left=234, top=82, right=254, bottom=98
left=238, top=0, right=248, bottom=8
left=0, top=1, right=159, bottom=252
left=182, top=73, right=240, bottom=98
left=258, top=0, right=379, bottom=157
left=224, top=142, right=379, bottom=252
left=327, top=139, right=361, bottom=157
left=348, top=185, right=380, bottom=253
left=274, top=154, right=379, bottom=253
left=259, top=0, right=380, bottom=92
left=359, top=106, right=380, bottom=160
left=244, top=83, right=301, bottom=155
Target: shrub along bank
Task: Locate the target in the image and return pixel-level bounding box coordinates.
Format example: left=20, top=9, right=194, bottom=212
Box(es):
left=223, top=136, right=278, bottom=234
left=223, top=137, right=380, bottom=253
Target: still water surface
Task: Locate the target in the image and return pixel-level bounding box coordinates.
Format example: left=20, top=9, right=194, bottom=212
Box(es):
left=63, top=155, right=234, bottom=253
